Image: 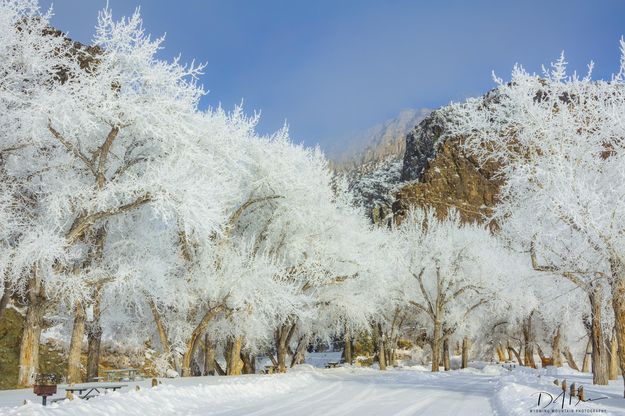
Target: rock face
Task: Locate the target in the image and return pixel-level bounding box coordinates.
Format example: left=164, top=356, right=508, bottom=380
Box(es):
left=0, top=308, right=67, bottom=389
left=393, top=136, right=501, bottom=224
left=342, top=93, right=503, bottom=226
left=401, top=108, right=450, bottom=182
left=42, top=26, right=101, bottom=81
left=394, top=98, right=502, bottom=224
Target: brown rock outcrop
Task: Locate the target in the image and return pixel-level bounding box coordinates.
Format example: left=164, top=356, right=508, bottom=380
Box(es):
left=393, top=137, right=501, bottom=224
left=392, top=98, right=503, bottom=225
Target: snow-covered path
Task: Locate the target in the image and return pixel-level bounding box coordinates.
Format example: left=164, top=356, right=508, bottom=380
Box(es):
left=208, top=369, right=495, bottom=416
left=0, top=367, right=497, bottom=416
left=2, top=364, right=625, bottom=415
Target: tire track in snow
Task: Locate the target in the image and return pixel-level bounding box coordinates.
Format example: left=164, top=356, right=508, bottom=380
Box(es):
left=221, top=370, right=497, bottom=416
left=204, top=374, right=342, bottom=416
left=314, top=376, right=378, bottom=416
left=390, top=389, right=492, bottom=416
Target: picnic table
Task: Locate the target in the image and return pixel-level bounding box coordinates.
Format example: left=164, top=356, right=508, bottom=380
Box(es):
left=63, top=382, right=127, bottom=400
left=103, top=368, right=139, bottom=382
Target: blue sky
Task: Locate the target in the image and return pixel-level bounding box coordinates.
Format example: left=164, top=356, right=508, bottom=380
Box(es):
left=40, top=0, right=625, bottom=151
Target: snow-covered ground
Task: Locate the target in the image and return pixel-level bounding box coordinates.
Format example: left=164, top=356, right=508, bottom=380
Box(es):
left=2, top=360, right=625, bottom=415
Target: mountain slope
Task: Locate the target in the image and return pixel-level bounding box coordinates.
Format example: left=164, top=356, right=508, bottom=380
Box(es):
left=340, top=95, right=502, bottom=226
left=328, top=109, right=431, bottom=171
left=393, top=93, right=502, bottom=224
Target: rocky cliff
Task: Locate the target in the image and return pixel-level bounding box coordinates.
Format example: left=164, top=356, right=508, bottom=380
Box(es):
left=393, top=135, right=501, bottom=224
left=332, top=109, right=430, bottom=224
left=393, top=93, right=502, bottom=224
left=343, top=94, right=502, bottom=225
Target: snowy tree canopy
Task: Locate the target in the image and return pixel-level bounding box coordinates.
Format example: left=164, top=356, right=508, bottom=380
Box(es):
left=1, top=0, right=619, bottom=394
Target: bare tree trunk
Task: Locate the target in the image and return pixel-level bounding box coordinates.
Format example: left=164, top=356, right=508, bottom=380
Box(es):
left=190, top=357, right=202, bottom=376
left=0, top=279, right=11, bottom=320
left=536, top=343, right=546, bottom=363
left=589, top=286, right=609, bottom=385
left=523, top=314, right=536, bottom=368
left=443, top=338, right=451, bottom=371
left=609, top=257, right=625, bottom=397
left=203, top=335, right=217, bottom=376
left=383, top=333, right=391, bottom=367
left=17, top=302, right=45, bottom=388
left=343, top=331, right=352, bottom=365
left=388, top=310, right=403, bottom=367
left=551, top=327, right=562, bottom=367
left=291, top=336, right=308, bottom=368
left=508, top=342, right=523, bottom=365
left=431, top=320, right=441, bottom=372
left=17, top=271, right=45, bottom=388
left=86, top=290, right=103, bottom=382
left=523, top=340, right=535, bottom=368
left=181, top=343, right=198, bottom=377
left=17, top=266, right=46, bottom=387
left=461, top=337, right=469, bottom=369
left=85, top=226, right=106, bottom=382
left=225, top=338, right=243, bottom=376
left=582, top=338, right=592, bottom=373
left=609, top=329, right=619, bottom=380
left=214, top=360, right=226, bottom=376
left=274, top=323, right=295, bottom=373
left=241, top=351, right=256, bottom=374
left=377, top=323, right=386, bottom=371
left=86, top=326, right=101, bottom=382
left=495, top=344, right=506, bottom=362
left=181, top=305, right=223, bottom=376
left=148, top=298, right=171, bottom=354
left=147, top=297, right=177, bottom=371
left=67, top=303, right=86, bottom=384
left=564, top=347, right=579, bottom=371
left=276, top=337, right=288, bottom=373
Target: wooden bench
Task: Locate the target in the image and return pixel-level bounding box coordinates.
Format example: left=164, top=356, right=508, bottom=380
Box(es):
left=325, top=361, right=340, bottom=368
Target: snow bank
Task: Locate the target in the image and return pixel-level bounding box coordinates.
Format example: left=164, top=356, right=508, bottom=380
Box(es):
left=4, top=371, right=317, bottom=416
left=4, top=364, right=625, bottom=416
left=491, top=365, right=625, bottom=416
left=459, top=364, right=508, bottom=376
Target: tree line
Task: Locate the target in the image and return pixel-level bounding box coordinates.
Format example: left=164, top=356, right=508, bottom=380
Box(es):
left=1, top=1, right=624, bottom=397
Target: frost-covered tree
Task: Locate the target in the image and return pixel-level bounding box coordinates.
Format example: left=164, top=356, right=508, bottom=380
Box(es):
left=0, top=2, right=243, bottom=384
left=499, top=206, right=611, bottom=383
left=220, top=135, right=382, bottom=373
left=450, top=45, right=625, bottom=390
left=396, top=208, right=521, bottom=372
left=0, top=0, right=88, bottom=386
